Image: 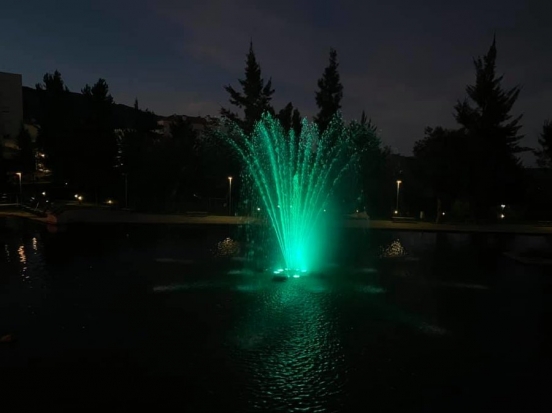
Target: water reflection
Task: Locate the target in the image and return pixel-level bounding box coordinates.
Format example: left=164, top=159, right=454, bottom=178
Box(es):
left=1, top=220, right=548, bottom=410
left=18, top=244, right=28, bottom=280
left=213, top=237, right=241, bottom=258
left=380, top=239, right=408, bottom=258
left=232, top=278, right=346, bottom=412
left=1, top=232, right=46, bottom=286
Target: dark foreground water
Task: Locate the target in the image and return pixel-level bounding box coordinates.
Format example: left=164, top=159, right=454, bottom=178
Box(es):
left=1, top=217, right=551, bottom=412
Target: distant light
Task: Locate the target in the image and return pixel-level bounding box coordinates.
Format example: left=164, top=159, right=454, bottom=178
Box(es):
left=257, top=207, right=260, bottom=211
left=500, top=214, right=505, bottom=219
left=74, top=194, right=78, bottom=199
left=292, top=274, right=300, bottom=278
left=107, top=199, right=113, bottom=205
left=277, top=205, right=280, bottom=208
left=42, top=192, right=46, bottom=196
left=394, top=210, right=398, bottom=214
left=500, top=204, right=506, bottom=209
left=396, top=180, right=402, bottom=184
left=65, top=182, right=68, bottom=186
left=356, top=210, right=359, bottom=213
left=442, top=212, right=445, bottom=216
left=78, top=196, right=83, bottom=201
left=323, top=209, right=326, bottom=212
left=228, top=176, right=232, bottom=181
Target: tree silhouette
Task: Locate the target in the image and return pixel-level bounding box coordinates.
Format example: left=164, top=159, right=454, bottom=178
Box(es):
left=167, top=117, right=200, bottom=204
left=345, top=112, right=384, bottom=215
left=291, top=108, right=302, bottom=137
left=413, top=127, right=469, bottom=220
left=221, top=42, right=275, bottom=134
left=314, top=48, right=343, bottom=133
left=360, top=110, right=377, bottom=135
left=78, top=78, right=117, bottom=201
left=535, top=120, right=552, bottom=168
left=35, top=70, right=73, bottom=184
left=454, top=37, right=525, bottom=218
left=277, top=102, right=302, bottom=137
left=16, top=125, right=35, bottom=175
left=277, top=102, right=294, bottom=132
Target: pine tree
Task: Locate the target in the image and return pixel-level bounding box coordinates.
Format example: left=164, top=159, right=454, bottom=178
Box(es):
left=454, top=37, right=524, bottom=217
left=221, top=42, right=275, bottom=134
left=314, top=48, right=343, bottom=133
left=360, top=110, right=377, bottom=135
left=535, top=120, right=552, bottom=168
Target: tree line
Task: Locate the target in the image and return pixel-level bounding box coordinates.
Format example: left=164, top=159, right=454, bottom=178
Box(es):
left=3, top=37, right=551, bottom=220
left=1, top=42, right=387, bottom=215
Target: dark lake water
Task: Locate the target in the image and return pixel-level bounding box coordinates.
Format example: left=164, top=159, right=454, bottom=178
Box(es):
left=1, top=217, right=551, bottom=412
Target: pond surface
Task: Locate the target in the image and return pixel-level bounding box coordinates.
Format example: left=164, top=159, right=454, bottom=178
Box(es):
left=1, top=218, right=551, bottom=412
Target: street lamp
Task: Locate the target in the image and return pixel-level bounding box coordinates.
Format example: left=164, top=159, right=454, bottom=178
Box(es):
left=228, top=176, right=233, bottom=216
left=396, top=180, right=402, bottom=215
left=15, top=172, right=22, bottom=193
left=15, top=172, right=22, bottom=204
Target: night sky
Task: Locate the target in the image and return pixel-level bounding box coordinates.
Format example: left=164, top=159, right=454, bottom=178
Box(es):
left=1, top=0, right=550, bottom=162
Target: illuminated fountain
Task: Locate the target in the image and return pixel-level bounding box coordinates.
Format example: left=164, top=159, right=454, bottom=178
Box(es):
left=223, top=113, right=356, bottom=276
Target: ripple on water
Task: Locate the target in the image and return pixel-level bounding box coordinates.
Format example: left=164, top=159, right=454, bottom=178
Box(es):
left=231, top=282, right=347, bottom=411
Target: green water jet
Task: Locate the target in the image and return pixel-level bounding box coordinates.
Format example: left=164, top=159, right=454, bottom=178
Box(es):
left=223, top=113, right=356, bottom=274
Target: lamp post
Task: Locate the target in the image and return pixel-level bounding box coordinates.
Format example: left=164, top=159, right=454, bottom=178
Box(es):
left=228, top=176, right=233, bottom=216
left=15, top=172, right=22, bottom=204
left=395, top=180, right=402, bottom=215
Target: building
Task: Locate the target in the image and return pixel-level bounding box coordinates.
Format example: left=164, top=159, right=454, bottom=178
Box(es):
left=0, top=72, right=23, bottom=160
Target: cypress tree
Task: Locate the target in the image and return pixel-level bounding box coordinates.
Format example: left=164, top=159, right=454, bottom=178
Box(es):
left=314, top=48, right=343, bottom=133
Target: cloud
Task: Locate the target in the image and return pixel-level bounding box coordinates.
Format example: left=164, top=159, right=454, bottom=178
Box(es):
left=149, top=0, right=552, bottom=159
left=152, top=0, right=331, bottom=110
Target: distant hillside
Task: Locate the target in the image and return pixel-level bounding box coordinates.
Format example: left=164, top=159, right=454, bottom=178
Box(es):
left=22, top=86, right=163, bottom=129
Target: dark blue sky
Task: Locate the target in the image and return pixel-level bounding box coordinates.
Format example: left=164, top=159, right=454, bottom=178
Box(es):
left=1, top=0, right=551, bottom=161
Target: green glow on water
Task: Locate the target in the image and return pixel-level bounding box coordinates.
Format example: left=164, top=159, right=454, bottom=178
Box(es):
left=224, top=113, right=354, bottom=272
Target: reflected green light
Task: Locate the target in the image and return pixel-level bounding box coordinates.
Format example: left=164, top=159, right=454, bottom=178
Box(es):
left=273, top=268, right=305, bottom=278
left=223, top=113, right=354, bottom=271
